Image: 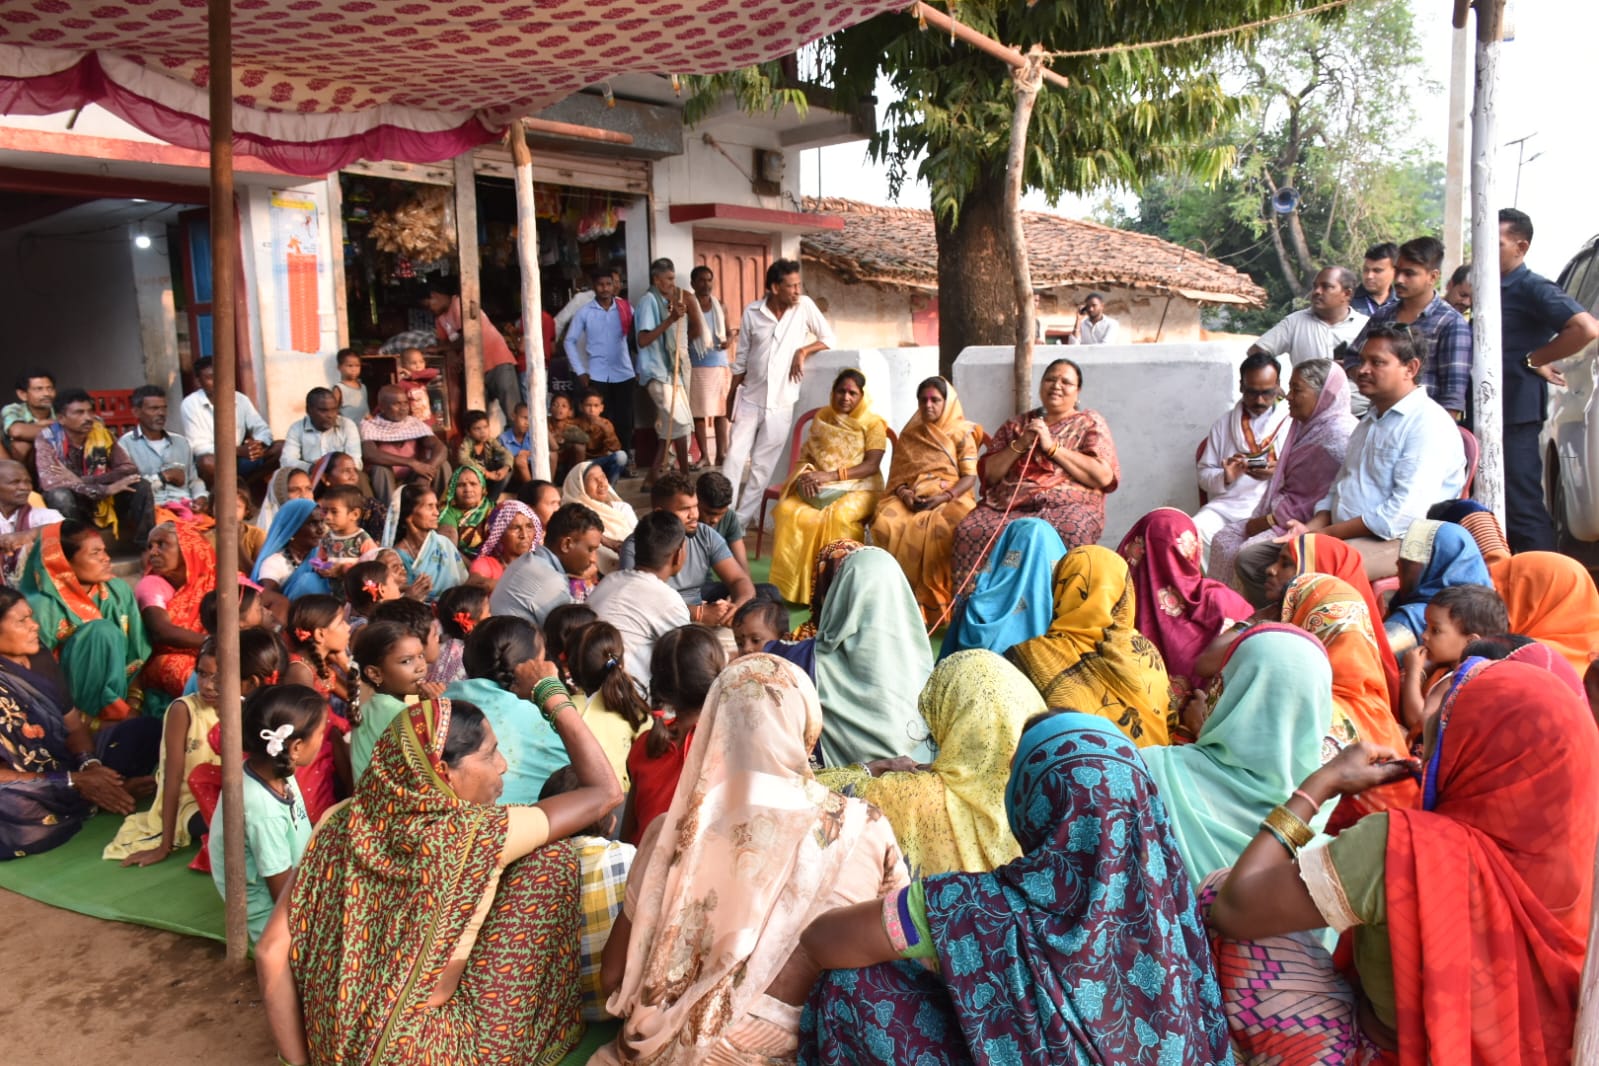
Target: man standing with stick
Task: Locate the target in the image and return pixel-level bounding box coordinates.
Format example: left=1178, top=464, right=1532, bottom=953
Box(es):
left=636, top=258, right=706, bottom=487
left=721, top=259, right=835, bottom=527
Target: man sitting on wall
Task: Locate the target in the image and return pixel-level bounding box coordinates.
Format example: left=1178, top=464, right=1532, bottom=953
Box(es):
left=1248, top=267, right=1368, bottom=368
left=1232, top=324, right=1464, bottom=604
left=36, top=388, right=155, bottom=551
left=2, top=368, right=57, bottom=470
left=180, top=356, right=282, bottom=488
left=360, top=384, right=449, bottom=501
left=119, top=385, right=208, bottom=516
left=1191, top=352, right=1291, bottom=563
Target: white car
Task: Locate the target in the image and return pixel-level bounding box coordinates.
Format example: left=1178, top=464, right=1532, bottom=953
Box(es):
left=1545, top=234, right=1599, bottom=555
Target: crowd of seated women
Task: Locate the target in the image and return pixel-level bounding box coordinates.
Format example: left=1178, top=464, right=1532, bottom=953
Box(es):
left=3, top=350, right=1599, bottom=1066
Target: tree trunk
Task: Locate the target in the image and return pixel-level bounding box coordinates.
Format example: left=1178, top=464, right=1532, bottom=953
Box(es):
left=935, top=166, right=1018, bottom=379
left=1266, top=211, right=1306, bottom=298
left=1286, top=207, right=1318, bottom=280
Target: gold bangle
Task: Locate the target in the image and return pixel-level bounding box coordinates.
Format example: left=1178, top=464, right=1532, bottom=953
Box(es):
left=1262, top=804, right=1315, bottom=851
left=837, top=467, right=849, bottom=482
left=1009, top=439, right=1026, bottom=454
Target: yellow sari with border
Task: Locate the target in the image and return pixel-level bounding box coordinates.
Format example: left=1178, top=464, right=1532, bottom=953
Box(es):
left=770, top=387, right=887, bottom=604
left=871, top=382, right=979, bottom=625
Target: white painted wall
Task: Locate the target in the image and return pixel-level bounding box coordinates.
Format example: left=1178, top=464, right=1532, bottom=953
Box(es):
left=649, top=133, right=802, bottom=285
left=954, top=343, right=1244, bottom=546
left=237, top=178, right=344, bottom=435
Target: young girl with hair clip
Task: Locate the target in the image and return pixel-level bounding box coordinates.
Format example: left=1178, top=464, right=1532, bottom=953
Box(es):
left=187, top=627, right=286, bottom=874
left=101, top=638, right=227, bottom=866
left=429, top=583, right=489, bottom=687
left=620, top=624, right=726, bottom=844
left=282, top=596, right=355, bottom=822
left=570, top=621, right=651, bottom=794
left=347, top=619, right=436, bottom=781
left=542, top=603, right=597, bottom=690
left=343, top=559, right=400, bottom=633
left=208, top=684, right=328, bottom=943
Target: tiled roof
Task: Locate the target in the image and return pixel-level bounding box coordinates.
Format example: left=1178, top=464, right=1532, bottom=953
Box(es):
left=801, top=196, right=1266, bottom=306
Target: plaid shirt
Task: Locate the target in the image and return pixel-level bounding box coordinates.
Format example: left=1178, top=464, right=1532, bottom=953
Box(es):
left=574, top=835, right=634, bottom=1021
left=1346, top=294, right=1473, bottom=416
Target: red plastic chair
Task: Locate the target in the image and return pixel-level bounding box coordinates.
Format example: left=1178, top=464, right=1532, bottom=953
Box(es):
left=751, top=412, right=898, bottom=560
left=753, top=407, right=820, bottom=561
left=88, top=389, right=138, bottom=434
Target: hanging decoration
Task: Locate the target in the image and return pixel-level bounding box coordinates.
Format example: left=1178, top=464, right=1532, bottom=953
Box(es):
left=367, top=186, right=457, bottom=262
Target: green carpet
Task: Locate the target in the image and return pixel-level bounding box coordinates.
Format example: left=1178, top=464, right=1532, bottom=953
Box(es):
left=0, top=809, right=225, bottom=941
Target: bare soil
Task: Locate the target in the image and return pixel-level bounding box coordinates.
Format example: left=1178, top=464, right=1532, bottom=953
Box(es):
left=3, top=890, right=275, bottom=1065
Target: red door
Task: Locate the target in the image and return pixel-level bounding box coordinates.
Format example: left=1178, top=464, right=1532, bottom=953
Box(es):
left=693, top=230, right=772, bottom=325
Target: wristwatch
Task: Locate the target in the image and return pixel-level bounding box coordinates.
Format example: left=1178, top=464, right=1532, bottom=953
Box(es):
left=1526, top=356, right=1539, bottom=370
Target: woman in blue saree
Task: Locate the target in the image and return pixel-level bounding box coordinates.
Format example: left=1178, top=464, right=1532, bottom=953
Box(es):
left=1384, top=519, right=1493, bottom=654
left=388, top=483, right=466, bottom=601
left=798, top=711, right=1234, bottom=1066
left=250, top=498, right=333, bottom=599
left=0, top=587, right=145, bottom=858
left=937, top=517, right=1066, bottom=660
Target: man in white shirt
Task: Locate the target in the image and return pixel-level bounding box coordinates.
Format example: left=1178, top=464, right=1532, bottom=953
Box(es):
left=585, top=511, right=691, bottom=690
left=721, top=259, right=835, bottom=527
left=1073, top=292, right=1119, bottom=345
left=180, top=355, right=280, bottom=487
left=1249, top=267, right=1368, bottom=368
left=1192, top=353, right=1291, bottom=561
left=119, top=385, right=208, bottom=512
left=281, top=386, right=363, bottom=473
left=0, top=458, right=62, bottom=583
left=1235, top=323, right=1464, bottom=603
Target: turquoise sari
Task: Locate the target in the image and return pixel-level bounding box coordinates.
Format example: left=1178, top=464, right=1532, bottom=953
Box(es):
left=397, top=531, right=467, bottom=601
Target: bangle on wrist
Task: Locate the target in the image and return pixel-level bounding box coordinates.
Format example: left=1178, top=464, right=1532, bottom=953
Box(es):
left=540, top=698, right=575, bottom=725
left=75, top=754, right=103, bottom=771
left=531, top=676, right=568, bottom=709
left=1292, top=788, right=1322, bottom=810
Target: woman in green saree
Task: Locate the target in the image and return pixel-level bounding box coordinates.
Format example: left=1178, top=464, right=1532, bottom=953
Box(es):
left=19, top=520, right=149, bottom=720
left=255, top=687, right=623, bottom=1066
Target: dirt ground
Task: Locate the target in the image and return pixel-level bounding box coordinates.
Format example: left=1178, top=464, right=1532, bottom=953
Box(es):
left=4, top=890, right=275, bottom=1065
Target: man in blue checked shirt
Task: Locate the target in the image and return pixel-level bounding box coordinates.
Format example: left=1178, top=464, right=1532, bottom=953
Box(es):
left=1345, top=236, right=1471, bottom=421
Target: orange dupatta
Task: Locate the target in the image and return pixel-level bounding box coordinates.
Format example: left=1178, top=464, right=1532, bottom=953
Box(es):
left=1487, top=551, right=1599, bottom=677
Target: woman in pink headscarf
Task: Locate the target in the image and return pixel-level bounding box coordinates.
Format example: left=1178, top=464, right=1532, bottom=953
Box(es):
left=1208, top=358, right=1357, bottom=597
left=1118, top=507, right=1252, bottom=711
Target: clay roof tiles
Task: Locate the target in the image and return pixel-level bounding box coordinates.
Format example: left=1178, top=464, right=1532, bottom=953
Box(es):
left=800, top=196, right=1265, bottom=306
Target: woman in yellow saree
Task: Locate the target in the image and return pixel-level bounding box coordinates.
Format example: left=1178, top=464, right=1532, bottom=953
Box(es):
left=770, top=369, right=888, bottom=605
left=871, top=376, right=979, bottom=625
left=1007, top=545, right=1174, bottom=747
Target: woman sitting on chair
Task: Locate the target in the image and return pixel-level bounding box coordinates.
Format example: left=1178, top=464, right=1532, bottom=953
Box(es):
left=770, top=369, right=887, bottom=606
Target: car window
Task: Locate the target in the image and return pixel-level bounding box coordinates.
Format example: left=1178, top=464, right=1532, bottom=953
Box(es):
left=1579, top=257, right=1599, bottom=316
left=1561, top=251, right=1592, bottom=302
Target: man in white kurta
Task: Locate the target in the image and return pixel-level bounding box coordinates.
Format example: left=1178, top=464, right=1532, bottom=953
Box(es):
left=721, top=259, right=835, bottom=528
left=1192, top=352, right=1291, bottom=560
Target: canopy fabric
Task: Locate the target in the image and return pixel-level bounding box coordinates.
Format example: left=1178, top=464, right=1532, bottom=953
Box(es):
left=0, top=0, right=906, bottom=174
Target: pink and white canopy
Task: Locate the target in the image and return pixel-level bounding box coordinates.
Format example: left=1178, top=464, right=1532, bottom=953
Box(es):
left=0, top=0, right=906, bottom=174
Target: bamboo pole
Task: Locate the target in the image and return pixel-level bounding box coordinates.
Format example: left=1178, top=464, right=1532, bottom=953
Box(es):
left=912, top=2, right=1072, bottom=90
left=454, top=154, right=486, bottom=416
left=509, top=120, right=551, bottom=480
left=1467, top=0, right=1506, bottom=523
left=207, top=0, right=249, bottom=965
left=1006, top=48, right=1045, bottom=413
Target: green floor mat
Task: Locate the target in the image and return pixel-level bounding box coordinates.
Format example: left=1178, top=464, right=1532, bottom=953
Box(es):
left=0, top=809, right=225, bottom=942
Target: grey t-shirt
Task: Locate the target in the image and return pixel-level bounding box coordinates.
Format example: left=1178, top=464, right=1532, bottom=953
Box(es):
left=488, top=546, right=573, bottom=625
left=617, top=522, right=733, bottom=606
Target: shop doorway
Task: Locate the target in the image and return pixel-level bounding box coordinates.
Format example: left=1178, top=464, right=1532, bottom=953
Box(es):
left=694, top=230, right=773, bottom=319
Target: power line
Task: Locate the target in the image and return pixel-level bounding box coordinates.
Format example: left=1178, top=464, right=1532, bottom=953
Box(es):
left=1044, top=0, right=1358, bottom=59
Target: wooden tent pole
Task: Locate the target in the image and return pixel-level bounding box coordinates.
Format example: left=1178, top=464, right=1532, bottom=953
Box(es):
left=1006, top=48, right=1045, bottom=413
left=509, top=119, right=551, bottom=480
left=207, top=0, right=249, bottom=965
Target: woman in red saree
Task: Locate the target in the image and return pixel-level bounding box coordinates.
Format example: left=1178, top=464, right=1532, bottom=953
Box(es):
left=136, top=518, right=216, bottom=697
left=1117, top=506, right=1252, bottom=708
left=1205, top=657, right=1598, bottom=1065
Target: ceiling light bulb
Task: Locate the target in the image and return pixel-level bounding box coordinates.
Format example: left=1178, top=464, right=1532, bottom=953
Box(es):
left=134, top=233, right=152, bottom=249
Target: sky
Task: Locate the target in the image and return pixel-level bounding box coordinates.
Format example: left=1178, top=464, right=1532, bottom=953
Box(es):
left=800, top=0, right=1593, bottom=279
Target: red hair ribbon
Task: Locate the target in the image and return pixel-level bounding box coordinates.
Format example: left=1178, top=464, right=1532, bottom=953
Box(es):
left=294, top=628, right=313, bottom=643
left=362, top=578, right=382, bottom=599
left=452, top=611, right=476, bottom=635
left=262, top=670, right=280, bottom=686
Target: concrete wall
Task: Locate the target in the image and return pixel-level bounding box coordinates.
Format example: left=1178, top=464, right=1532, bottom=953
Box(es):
left=805, top=266, right=1214, bottom=353
left=0, top=225, right=152, bottom=392
left=953, top=343, right=1243, bottom=545
left=650, top=133, right=801, bottom=281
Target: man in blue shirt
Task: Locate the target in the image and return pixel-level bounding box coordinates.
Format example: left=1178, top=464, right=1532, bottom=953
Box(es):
left=1346, top=236, right=1471, bottom=420
left=1234, top=324, right=1464, bottom=604
left=1498, top=208, right=1599, bottom=552
left=564, top=268, right=636, bottom=471
left=1351, top=242, right=1399, bottom=317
